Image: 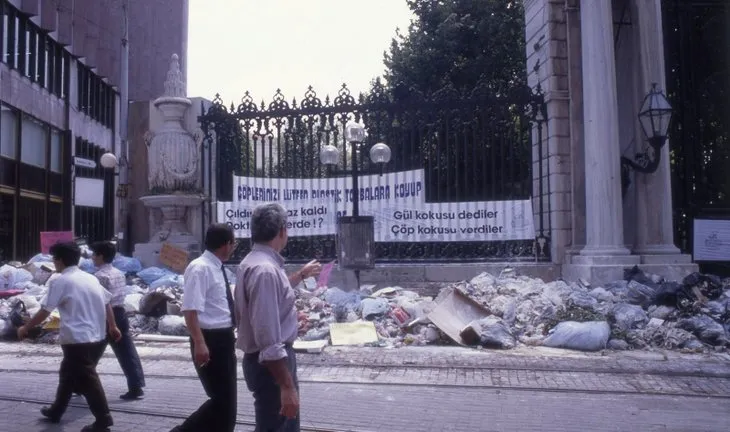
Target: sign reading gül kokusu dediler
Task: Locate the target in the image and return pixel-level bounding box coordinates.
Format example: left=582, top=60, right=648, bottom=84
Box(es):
left=216, top=169, right=536, bottom=243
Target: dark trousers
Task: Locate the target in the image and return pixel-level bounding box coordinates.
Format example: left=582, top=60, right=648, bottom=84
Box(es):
left=109, top=306, right=145, bottom=390
left=243, top=345, right=300, bottom=432
left=179, top=328, right=237, bottom=432
left=49, top=340, right=112, bottom=422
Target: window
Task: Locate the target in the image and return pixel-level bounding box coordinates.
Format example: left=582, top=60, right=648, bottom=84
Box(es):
left=77, top=64, right=116, bottom=127
left=20, top=115, right=48, bottom=168
left=0, top=105, right=18, bottom=159
left=50, top=129, right=62, bottom=173
left=1, top=12, right=7, bottom=64
left=0, top=2, right=66, bottom=98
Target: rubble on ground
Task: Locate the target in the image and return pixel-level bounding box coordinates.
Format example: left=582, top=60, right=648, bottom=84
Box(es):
left=1, top=252, right=729, bottom=353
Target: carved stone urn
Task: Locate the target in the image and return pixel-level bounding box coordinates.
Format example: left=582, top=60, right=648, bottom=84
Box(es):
left=134, top=54, right=206, bottom=267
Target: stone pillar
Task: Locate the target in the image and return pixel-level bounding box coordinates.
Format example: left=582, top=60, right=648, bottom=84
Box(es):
left=632, top=0, right=681, bottom=256
left=577, top=0, right=630, bottom=257
left=564, top=0, right=585, bottom=257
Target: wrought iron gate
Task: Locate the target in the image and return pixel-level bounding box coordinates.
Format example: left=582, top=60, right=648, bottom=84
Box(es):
left=200, top=80, right=548, bottom=263
left=664, top=0, right=730, bottom=274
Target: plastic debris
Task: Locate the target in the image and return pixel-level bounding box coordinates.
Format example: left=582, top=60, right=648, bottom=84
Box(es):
left=0, top=250, right=728, bottom=354
left=543, top=321, right=611, bottom=352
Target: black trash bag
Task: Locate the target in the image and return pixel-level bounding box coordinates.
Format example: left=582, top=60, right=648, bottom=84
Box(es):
left=8, top=300, right=28, bottom=328
left=7, top=300, right=42, bottom=340
left=626, top=281, right=657, bottom=307
left=676, top=315, right=728, bottom=346
left=610, top=303, right=649, bottom=332
left=623, top=266, right=661, bottom=289
left=460, top=316, right=516, bottom=349
left=652, top=282, right=684, bottom=307
left=681, top=272, right=724, bottom=301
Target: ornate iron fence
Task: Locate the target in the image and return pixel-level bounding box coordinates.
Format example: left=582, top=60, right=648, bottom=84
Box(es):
left=200, top=79, right=549, bottom=263
left=664, top=0, right=729, bottom=273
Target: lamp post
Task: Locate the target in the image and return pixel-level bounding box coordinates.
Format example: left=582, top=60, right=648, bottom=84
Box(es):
left=621, top=83, right=673, bottom=196
left=319, top=121, right=392, bottom=216
left=319, top=121, right=391, bottom=288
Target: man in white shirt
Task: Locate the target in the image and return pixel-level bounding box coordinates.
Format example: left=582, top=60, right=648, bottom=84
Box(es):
left=17, top=241, right=121, bottom=432
left=91, top=241, right=146, bottom=400
left=171, top=224, right=238, bottom=432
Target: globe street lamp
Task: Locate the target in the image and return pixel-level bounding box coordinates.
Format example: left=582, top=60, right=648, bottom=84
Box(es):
left=621, top=84, right=674, bottom=195
left=319, top=121, right=391, bottom=289
left=100, top=152, right=118, bottom=169
left=319, top=121, right=391, bottom=217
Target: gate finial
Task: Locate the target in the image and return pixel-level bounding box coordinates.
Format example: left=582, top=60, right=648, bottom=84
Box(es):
left=164, top=53, right=186, bottom=98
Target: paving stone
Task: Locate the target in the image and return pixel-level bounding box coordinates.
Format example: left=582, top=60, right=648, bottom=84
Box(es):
left=0, top=373, right=728, bottom=432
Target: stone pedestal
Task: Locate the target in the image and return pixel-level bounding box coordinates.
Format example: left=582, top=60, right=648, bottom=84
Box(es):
left=134, top=194, right=204, bottom=267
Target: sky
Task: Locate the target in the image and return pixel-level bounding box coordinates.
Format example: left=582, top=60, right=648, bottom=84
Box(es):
left=187, top=0, right=414, bottom=105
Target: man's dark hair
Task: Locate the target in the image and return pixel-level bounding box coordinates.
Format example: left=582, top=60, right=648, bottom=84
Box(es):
left=49, top=242, right=81, bottom=267
left=205, top=224, right=235, bottom=252
left=89, top=241, right=116, bottom=264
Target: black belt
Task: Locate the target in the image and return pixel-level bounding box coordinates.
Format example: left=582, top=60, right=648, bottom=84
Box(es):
left=200, top=327, right=235, bottom=333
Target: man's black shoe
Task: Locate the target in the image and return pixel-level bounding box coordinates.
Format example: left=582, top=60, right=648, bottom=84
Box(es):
left=39, top=407, right=61, bottom=423
left=80, top=414, right=113, bottom=432
left=120, top=387, right=145, bottom=400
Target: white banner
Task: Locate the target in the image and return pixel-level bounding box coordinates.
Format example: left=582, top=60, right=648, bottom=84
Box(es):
left=216, top=169, right=535, bottom=242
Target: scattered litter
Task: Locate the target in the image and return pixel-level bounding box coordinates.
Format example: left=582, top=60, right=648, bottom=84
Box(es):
left=293, top=339, right=328, bottom=353
left=460, top=316, right=515, bottom=349
left=0, top=251, right=728, bottom=354
left=543, top=321, right=611, bottom=352
left=158, top=315, right=188, bottom=336
left=329, top=321, right=379, bottom=346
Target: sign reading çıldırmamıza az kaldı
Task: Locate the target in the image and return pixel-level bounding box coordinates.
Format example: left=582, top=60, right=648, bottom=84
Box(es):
left=216, top=169, right=535, bottom=242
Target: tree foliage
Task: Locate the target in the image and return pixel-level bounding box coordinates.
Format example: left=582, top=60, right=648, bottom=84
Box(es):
left=365, top=0, right=532, bottom=202
left=383, top=0, right=527, bottom=99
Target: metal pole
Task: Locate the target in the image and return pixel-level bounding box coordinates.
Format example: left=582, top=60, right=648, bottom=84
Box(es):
left=351, top=142, right=359, bottom=217
left=119, top=0, right=130, bottom=253
left=351, top=141, right=360, bottom=290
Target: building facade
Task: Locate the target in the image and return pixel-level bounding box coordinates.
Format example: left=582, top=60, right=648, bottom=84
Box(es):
left=0, top=0, right=188, bottom=262
left=524, top=0, right=712, bottom=282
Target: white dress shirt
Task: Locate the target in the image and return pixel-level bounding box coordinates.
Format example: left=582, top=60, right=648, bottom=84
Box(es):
left=41, top=266, right=112, bottom=345
left=181, top=250, right=233, bottom=330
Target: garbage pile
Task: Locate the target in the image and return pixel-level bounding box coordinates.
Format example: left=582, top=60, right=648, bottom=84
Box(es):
left=1, top=252, right=729, bottom=353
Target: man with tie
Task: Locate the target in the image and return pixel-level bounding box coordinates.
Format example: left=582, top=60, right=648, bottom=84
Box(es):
left=171, top=224, right=238, bottom=432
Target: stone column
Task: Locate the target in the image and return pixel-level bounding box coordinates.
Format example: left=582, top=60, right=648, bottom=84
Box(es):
left=632, top=0, right=681, bottom=256
left=565, top=0, right=586, bottom=257
left=578, top=0, right=630, bottom=257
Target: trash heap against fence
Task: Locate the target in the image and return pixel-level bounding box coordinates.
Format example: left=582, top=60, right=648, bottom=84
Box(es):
left=1, top=252, right=729, bottom=353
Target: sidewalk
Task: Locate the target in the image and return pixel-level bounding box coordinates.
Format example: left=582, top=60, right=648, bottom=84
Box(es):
left=1, top=352, right=729, bottom=398
left=0, top=370, right=728, bottom=432
left=3, top=341, right=730, bottom=376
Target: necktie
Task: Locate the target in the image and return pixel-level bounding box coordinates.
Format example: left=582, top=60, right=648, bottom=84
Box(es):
left=221, top=265, right=236, bottom=328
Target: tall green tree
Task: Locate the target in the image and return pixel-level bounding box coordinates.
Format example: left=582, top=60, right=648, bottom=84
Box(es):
left=369, top=0, right=532, bottom=202
left=383, top=0, right=527, bottom=99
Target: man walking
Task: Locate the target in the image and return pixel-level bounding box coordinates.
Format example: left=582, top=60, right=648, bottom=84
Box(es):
left=236, top=203, right=321, bottom=432
left=90, top=241, right=146, bottom=400
left=17, top=241, right=121, bottom=432
left=171, top=224, right=238, bottom=432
